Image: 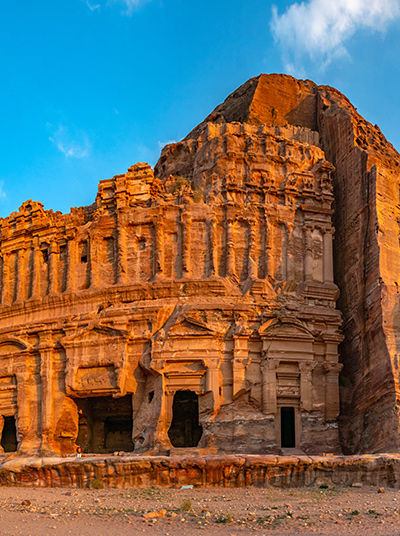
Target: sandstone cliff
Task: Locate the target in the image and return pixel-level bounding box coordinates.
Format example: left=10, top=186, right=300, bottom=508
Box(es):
left=156, top=73, right=400, bottom=453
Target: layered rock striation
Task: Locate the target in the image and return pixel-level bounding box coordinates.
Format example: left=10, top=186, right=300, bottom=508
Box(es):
left=0, top=73, right=397, bottom=457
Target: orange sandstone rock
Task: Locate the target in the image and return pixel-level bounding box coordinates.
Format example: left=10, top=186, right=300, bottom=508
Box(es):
left=0, top=73, right=396, bottom=460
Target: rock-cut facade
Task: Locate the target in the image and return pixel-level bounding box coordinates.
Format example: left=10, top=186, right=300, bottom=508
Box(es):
left=0, top=73, right=396, bottom=456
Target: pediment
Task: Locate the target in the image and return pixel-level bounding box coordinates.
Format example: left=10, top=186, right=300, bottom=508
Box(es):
left=0, top=338, right=29, bottom=354
left=167, top=317, right=216, bottom=337
left=63, top=323, right=128, bottom=345
left=259, top=318, right=314, bottom=341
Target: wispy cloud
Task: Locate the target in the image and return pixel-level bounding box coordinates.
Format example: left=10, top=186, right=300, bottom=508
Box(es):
left=116, top=0, right=148, bottom=14
left=271, top=0, right=400, bottom=75
left=86, top=0, right=101, bottom=11
left=48, top=124, right=91, bottom=159
left=85, top=0, right=149, bottom=15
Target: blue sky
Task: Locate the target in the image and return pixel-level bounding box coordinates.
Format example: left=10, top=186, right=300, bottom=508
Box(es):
left=1, top=0, right=400, bottom=216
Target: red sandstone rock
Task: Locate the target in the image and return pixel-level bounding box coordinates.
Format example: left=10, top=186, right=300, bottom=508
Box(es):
left=0, top=73, right=397, bottom=459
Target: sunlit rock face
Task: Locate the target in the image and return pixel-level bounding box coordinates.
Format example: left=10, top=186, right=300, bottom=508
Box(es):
left=1, top=73, right=397, bottom=457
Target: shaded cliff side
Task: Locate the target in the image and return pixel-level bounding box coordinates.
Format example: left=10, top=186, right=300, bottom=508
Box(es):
left=156, top=73, right=400, bottom=453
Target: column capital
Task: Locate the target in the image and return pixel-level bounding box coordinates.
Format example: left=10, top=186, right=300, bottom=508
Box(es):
left=323, top=361, right=343, bottom=374
left=261, top=357, right=280, bottom=372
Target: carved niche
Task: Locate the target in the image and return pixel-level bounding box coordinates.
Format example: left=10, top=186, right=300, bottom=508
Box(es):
left=62, top=324, right=133, bottom=397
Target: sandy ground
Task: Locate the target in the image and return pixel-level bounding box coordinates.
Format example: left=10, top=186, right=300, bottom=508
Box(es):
left=0, top=485, right=399, bottom=535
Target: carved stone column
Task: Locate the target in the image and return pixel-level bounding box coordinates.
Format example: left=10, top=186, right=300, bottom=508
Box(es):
left=208, top=217, right=217, bottom=276
left=66, top=238, right=77, bottom=293
left=323, top=229, right=334, bottom=283
left=323, top=362, right=343, bottom=420
left=181, top=212, right=192, bottom=277
left=15, top=248, right=27, bottom=302
left=16, top=368, right=41, bottom=454
left=299, top=361, right=314, bottom=412
left=154, top=214, right=165, bottom=279
left=304, top=225, right=313, bottom=281
left=262, top=358, right=279, bottom=415
left=264, top=217, right=273, bottom=278
left=89, top=233, right=100, bottom=288
left=287, top=224, right=296, bottom=281
left=247, top=223, right=257, bottom=279
left=206, top=358, right=221, bottom=414
left=39, top=330, right=55, bottom=455
left=226, top=218, right=235, bottom=276
left=1, top=252, right=11, bottom=305
left=48, top=241, right=59, bottom=295
left=31, top=240, right=42, bottom=299
left=233, top=335, right=250, bottom=398
left=280, top=223, right=288, bottom=280
left=117, top=225, right=128, bottom=285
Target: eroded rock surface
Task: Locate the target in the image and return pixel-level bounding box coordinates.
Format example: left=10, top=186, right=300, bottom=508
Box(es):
left=0, top=73, right=397, bottom=458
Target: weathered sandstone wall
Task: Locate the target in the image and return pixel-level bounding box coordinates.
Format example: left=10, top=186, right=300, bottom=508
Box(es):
left=1, top=72, right=398, bottom=458
left=157, top=73, right=400, bottom=453
left=0, top=77, right=343, bottom=456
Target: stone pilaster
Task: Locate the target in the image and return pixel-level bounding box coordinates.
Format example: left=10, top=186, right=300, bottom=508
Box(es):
left=48, top=241, right=59, bottom=295
left=323, top=362, right=343, bottom=420
left=117, top=225, right=128, bottom=285
left=181, top=212, right=192, bottom=276
left=66, top=238, right=77, bottom=293
left=89, top=233, right=100, bottom=288
left=15, top=368, right=41, bottom=454
left=264, top=217, right=273, bottom=278
left=304, top=225, right=313, bottom=281
left=226, top=218, right=235, bottom=276
left=1, top=252, right=11, bottom=305
left=39, top=330, right=55, bottom=455
left=323, top=229, right=334, bottom=283
left=154, top=214, right=165, bottom=279
left=247, top=222, right=257, bottom=279
left=208, top=217, right=217, bottom=276
left=31, top=239, right=42, bottom=299
left=299, top=361, right=314, bottom=411
left=15, top=248, right=27, bottom=302
left=262, top=358, right=279, bottom=415
left=233, top=334, right=250, bottom=398
left=206, top=358, right=221, bottom=413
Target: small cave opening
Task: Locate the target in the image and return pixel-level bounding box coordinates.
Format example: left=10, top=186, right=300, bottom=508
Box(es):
left=1, top=416, right=17, bottom=452
left=168, top=390, right=203, bottom=448
left=75, top=396, right=133, bottom=453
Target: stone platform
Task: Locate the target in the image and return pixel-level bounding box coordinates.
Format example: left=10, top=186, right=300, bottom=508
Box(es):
left=0, top=454, right=399, bottom=489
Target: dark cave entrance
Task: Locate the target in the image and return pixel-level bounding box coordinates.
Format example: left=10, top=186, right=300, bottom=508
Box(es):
left=280, top=406, right=296, bottom=448
left=168, top=390, right=203, bottom=448
left=75, top=396, right=133, bottom=453
left=1, top=416, right=17, bottom=452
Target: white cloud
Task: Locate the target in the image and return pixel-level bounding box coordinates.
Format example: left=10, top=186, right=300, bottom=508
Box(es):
left=86, top=0, right=101, bottom=11
left=85, top=0, right=148, bottom=15
left=49, top=125, right=91, bottom=159
left=271, top=0, right=400, bottom=73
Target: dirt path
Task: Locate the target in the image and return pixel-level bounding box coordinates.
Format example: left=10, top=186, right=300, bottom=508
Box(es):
left=0, top=485, right=399, bottom=535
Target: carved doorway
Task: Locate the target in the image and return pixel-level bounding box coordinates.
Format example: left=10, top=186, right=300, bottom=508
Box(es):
left=1, top=416, right=17, bottom=452
left=280, top=406, right=295, bottom=448
left=76, top=396, right=133, bottom=453
left=168, top=391, right=203, bottom=448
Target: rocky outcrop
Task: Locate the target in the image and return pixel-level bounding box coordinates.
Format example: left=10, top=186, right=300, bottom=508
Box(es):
left=156, top=73, right=400, bottom=454
left=1, top=454, right=400, bottom=489
left=0, top=73, right=398, bottom=459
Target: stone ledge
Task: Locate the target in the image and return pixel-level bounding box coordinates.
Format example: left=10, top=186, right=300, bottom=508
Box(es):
left=0, top=454, right=399, bottom=488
